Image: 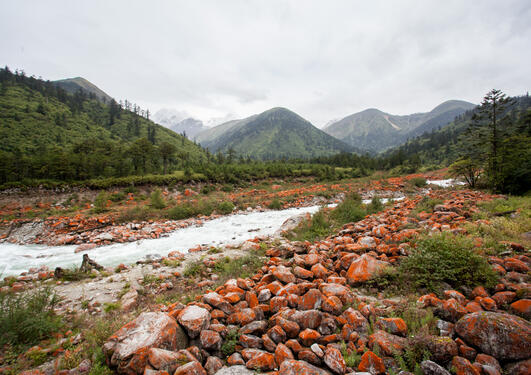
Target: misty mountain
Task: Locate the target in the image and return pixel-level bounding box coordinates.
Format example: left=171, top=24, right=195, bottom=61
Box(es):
left=323, top=100, right=476, bottom=153
left=196, top=107, right=353, bottom=159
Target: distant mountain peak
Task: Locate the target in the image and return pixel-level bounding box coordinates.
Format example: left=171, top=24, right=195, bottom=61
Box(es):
left=323, top=100, right=476, bottom=153
left=54, top=77, right=112, bottom=103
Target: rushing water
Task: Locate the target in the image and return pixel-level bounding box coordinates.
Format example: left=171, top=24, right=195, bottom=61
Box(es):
left=0, top=205, right=322, bottom=277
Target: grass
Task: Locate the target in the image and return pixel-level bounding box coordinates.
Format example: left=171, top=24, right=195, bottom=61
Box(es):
left=149, top=189, right=166, bottom=209
left=0, top=287, right=62, bottom=346
left=287, top=193, right=387, bottom=242
left=410, top=196, right=443, bottom=217
left=409, top=177, right=427, bottom=188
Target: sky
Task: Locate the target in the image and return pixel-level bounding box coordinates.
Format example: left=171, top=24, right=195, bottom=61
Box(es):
left=1, top=0, right=530, bottom=127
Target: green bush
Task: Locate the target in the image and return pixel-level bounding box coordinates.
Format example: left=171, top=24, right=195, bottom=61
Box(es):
left=116, top=206, right=153, bottom=223
left=399, top=232, right=499, bottom=292
left=166, top=204, right=196, bottom=220
left=331, top=193, right=365, bottom=224
left=0, top=287, right=62, bottom=346
left=290, top=209, right=332, bottom=242
left=221, top=329, right=240, bottom=357
left=217, top=201, right=235, bottom=215
left=93, top=192, right=108, bottom=213
left=368, top=196, right=383, bottom=213
left=410, top=177, right=427, bottom=187
left=268, top=198, right=282, bottom=210
left=150, top=189, right=166, bottom=209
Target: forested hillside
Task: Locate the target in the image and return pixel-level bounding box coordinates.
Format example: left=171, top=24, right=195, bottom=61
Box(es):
left=0, top=68, right=207, bottom=184
left=196, top=107, right=353, bottom=159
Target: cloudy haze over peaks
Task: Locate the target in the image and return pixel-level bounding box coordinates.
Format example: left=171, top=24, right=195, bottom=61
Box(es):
left=1, top=0, right=530, bottom=127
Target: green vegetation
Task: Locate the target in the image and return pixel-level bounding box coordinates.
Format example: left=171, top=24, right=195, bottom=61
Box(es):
left=0, top=287, right=62, bottom=346
left=149, top=189, right=166, bottom=209
left=399, top=232, right=499, bottom=292
left=288, top=194, right=386, bottom=241
left=221, top=329, right=240, bottom=357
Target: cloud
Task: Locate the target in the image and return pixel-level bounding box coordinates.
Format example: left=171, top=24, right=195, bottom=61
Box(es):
left=1, top=0, right=530, bottom=126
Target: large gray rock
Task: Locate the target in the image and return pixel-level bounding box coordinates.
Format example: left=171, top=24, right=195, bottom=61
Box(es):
left=420, top=360, right=451, bottom=375
left=177, top=305, right=211, bottom=338
left=214, top=366, right=255, bottom=375
left=103, top=312, right=188, bottom=374
left=279, top=359, right=331, bottom=374
left=455, top=312, right=531, bottom=360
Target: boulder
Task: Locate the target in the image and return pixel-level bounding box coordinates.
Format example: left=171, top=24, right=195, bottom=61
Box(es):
left=455, top=312, right=531, bottom=360
left=103, top=312, right=188, bottom=374
left=323, top=347, right=346, bottom=374
left=213, top=366, right=254, bottom=374
left=358, top=351, right=385, bottom=375
left=420, top=360, right=451, bottom=375
left=346, top=254, right=388, bottom=284
left=278, top=359, right=332, bottom=374
left=178, top=305, right=211, bottom=338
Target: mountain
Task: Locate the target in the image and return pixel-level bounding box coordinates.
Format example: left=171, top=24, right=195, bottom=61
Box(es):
left=196, top=107, right=353, bottom=159
left=383, top=95, right=531, bottom=167
left=152, top=109, right=207, bottom=139
left=54, top=77, right=113, bottom=103
left=0, top=67, right=206, bottom=182
left=323, top=100, right=476, bottom=153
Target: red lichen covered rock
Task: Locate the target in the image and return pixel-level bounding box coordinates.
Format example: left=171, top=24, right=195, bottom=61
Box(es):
left=346, top=254, right=388, bottom=284
left=103, top=312, right=188, bottom=374
left=323, top=347, right=346, bottom=374
left=455, top=312, right=531, bottom=360
left=279, top=359, right=332, bottom=375
left=245, top=352, right=276, bottom=372
left=374, top=317, right=407, bottom=336
left=368, top=330, right=407, bottom=356
left=451, top=356, right=480, bottom=375
left=178, top=306, right=211, bottom=339
left=173, top=361, right=207, bottom=375
left=358, top=350, right=385, bottom=375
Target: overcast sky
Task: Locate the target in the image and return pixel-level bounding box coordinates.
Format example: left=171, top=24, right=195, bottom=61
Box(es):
left=1, top=0, right=530, bottom=127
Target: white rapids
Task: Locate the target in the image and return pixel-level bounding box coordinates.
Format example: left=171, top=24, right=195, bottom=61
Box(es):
left=0, top=205, right=322, bottom=277
left=427, top=178, right=466, bottom=188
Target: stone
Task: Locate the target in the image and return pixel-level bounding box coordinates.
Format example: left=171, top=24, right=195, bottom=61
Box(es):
left=299, top=289, right=323, bottom=310
left=504, top=358, right=531, bottom=375
left=299, top=328, right=322, bottom=346
left=200, top=330, right=222, bottom=351
left=213, top=366, right=254, bottom=375
left=275, top=343, right=295, bottom=367
left=374, top=318, right=407, bottom=336
left=455, top=312, right=531, bottom=360
left=346, top=254, right=388, bottom=285
left=510, top=299, right=531, bottom=318
left=174, top=360, right=207, bottom=375
left=203, top=292, right=233, bottom=315
left=323, top=347, right=346, bottom=374
left=420, top=360, right=451, bottom=375
left=178, top=305, right=211, bottom=339
left=427, top=336, right=458, bottom=364
left=278, top=359, right=332, bottom=374
left=451, top=356, right=480, bottom=375
left=358, top=351, right=385, bottom=375
left=148, top=348, right=192, bottom=374
left=272, top=265, right=296, bottom=284
left=245, top=352, right=276, bottom=372
left=290, top=309, right=323, bottom=329
left=368, top=330, right=407, bottom=356
left=103, top=312, right=188, bottom=374
left=204, top=356, right=223, bottom=375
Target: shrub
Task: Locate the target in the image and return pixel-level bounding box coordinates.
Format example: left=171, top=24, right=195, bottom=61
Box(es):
left=368, top=196, right=383, bottom=213
left=0, top=287, right=62, bottom=346
left=217, top=201, right=235, bottom=215
left=116, top=206, right=153, bottom=223
left=331, top=193, right=365, bottom=224
left=109, top=191, right=126, bottom=202
left=93, top=192, right=108, bottom=213
left=150, top=189, right=166, bottom=209
left=290, top=209, right=332, bottom=241
left=399, top=232, right=499, bottom=292
left=166, top=204, right=196, bottom=220
left=410, top=177, right=427, bottom=188
left=268, top=198, right=282, bottom=210
left=183, top=261, right=203, bottom=277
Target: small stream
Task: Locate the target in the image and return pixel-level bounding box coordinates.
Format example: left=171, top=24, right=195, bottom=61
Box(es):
left=0, top=205, right=322, bottom=277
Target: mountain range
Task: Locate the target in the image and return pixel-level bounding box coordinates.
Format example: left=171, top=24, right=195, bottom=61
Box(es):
left=323, top=100, right=476, bottom=153
left=196, top=107, right=353, bottom=159
left=44, top=75, right=478, bottom=159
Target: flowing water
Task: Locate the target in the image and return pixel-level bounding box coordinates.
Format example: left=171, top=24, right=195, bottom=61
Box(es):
left=0, top=205, right=322, bottom=277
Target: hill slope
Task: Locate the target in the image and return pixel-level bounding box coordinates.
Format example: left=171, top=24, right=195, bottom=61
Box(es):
left=0, top=68, right=206, bottom=182
left=197, top=107, right=353, bottom=159
left=54, top=77, right=113, bottom=103
left=324, top=100, right=475, bottom=153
